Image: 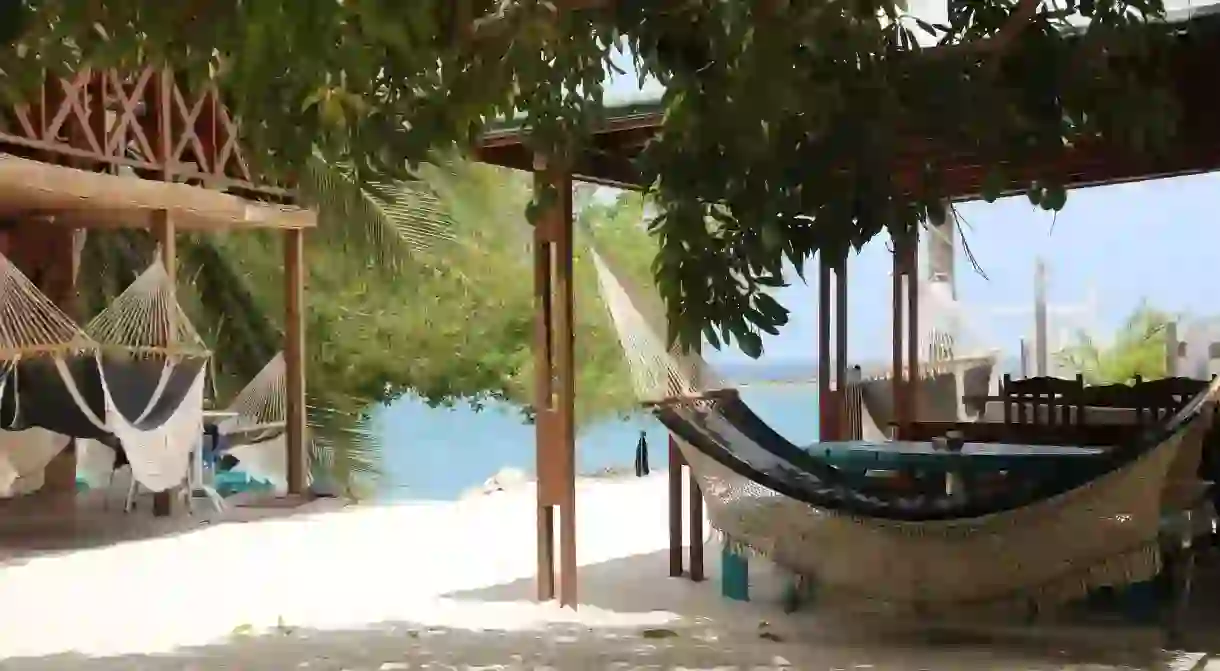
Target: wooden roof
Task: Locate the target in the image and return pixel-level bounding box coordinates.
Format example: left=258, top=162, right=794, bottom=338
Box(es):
left=478, top=7, right=1220, bottom=198
left=0, top=69, right=314, bottom=230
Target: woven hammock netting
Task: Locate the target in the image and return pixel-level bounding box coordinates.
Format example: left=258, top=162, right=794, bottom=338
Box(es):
left=0, top=251, right=96, bottom=358
left=219, top=352, right=286, bottom=438
left=84, top=256, right=209, bottom=357
left=218, top=352, right=303, bottom=494
left=0, top=251, right=209, bottom=494
left=586, top=240, right=1212, bottom=616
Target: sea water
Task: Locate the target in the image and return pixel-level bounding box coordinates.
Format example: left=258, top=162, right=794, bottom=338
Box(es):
left=372, top=385, right=819, bottom=501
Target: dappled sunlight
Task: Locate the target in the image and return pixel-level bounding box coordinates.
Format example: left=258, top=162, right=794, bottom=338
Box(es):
left=2, top=476, right=1220, bottom=669
left=0, top=475, right=697, bottom=659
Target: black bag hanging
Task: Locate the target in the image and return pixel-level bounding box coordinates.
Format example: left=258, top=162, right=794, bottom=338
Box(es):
left=634, top=430, right=650, bottom=477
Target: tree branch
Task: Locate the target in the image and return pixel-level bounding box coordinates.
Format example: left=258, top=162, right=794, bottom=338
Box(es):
left=930, top=0, right=1042, bottom=59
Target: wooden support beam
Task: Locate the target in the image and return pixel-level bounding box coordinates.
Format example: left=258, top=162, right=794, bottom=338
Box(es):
left=1034, top=258, right=1048, bottom=376
left=818, top=254, right=833, bottom=440
left=835, top=256, right=849, bottom=440
left=151, top=209, right=176, bottom=517
left=283, top=227, right=308, bottom=495
left=891, top=237, right=905, bottom=437
left=666, top=441, right=705, bottom=581
left=905, top=229, right=920, bottom=425
left=153, top=210, right=176, bottom=279
left=687, top=465, right=704, bottom=582
left=668, top=437, right=684, bottom=577
left=1166, top=321, right=1180, bottom=377
left=8, top=221, right=82, bottom=511
left=532, top=156, right=577, bottom=608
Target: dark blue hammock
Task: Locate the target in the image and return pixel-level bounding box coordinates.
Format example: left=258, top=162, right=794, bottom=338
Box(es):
left=652, top=379, right=1219, bottom=522
left=0, top=353, right=208, bottom=442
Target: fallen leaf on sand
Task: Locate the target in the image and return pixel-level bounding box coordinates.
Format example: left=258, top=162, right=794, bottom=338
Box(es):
left=641, top=628, right=679, bottom=639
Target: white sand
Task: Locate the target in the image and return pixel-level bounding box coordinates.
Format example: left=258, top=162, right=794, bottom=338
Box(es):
left=0, top=473, right=1204, bottom=669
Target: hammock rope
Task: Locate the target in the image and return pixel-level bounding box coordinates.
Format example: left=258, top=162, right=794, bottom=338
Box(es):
left=219, top=352, right=287, bottom=435
left=83, top=258, right=209, bottom=357
left=0, top=251, right=96, bottom=359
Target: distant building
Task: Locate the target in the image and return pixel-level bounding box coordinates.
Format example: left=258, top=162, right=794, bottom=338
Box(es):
left=1178, top=318, right=1220, bottom=379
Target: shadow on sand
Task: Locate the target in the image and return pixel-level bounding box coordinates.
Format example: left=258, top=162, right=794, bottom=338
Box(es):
left=4, top=548, right=1219, bottom=670
left=0, top=491, right=342, bottom=569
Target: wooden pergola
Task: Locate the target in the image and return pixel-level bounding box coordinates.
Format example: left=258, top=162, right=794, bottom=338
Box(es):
left=477, top=6, right=1220, bottom=607
left=0, top=68, right=314, bottom=515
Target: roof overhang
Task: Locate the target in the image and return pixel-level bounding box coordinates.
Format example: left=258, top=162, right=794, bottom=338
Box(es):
left=0, top=154, right=316, bottom=230
left=477, top=7, right=1220, bottom=196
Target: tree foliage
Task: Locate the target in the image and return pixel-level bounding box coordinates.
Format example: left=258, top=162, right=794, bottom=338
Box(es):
left=1057, top=302, right=1175, bottom=384
left=4, top=0, right=1187, bottom=357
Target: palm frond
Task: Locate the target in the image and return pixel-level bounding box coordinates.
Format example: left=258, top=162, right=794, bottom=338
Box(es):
left=298, top=155, right=457, bottom=272
left=78, top=229, right=155, bottom=319
left=308, top=404, right=381, bottom=498
left=177, top=233, right=281, bottom=398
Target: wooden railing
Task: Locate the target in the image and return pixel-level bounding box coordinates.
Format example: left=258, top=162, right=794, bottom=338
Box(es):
left=0, top=68, right=285, bottom=200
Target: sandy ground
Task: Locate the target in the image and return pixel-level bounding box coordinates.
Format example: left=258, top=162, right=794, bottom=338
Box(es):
left=0, top=474, right=1217, bottom=669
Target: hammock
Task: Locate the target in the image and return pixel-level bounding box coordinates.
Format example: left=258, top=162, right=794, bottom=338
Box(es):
left=82, top=260, right=209, bottom=493
left=587, top=243, right=1218, bottom=614
left=215, top=353, right=296, bottom=493
left=0, top=374, right=71, bottom=497
left=3, top=259, right=210, bottom=494
left=0, top=252, right=90, bottom=496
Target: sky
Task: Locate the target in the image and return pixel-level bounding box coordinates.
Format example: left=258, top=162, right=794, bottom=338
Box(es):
left=598, top=2, right=1220, bottom=367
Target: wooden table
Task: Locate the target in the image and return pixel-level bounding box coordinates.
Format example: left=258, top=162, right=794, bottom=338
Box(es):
left=811, top=439, right=1106, bottom=470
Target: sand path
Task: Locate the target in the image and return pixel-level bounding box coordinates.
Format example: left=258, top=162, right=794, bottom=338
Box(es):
left=0, top=474, right=1213, bottom=669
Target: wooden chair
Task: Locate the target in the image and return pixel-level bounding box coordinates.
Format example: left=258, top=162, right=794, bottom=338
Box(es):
left=1131, top=376, right=1212, bottom=426
left=1080, top=382, right=1137, bottom=409
left=1001, top=374, right=1086, bottom=427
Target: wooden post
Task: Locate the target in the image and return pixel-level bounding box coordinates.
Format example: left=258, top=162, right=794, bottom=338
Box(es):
left=10, top=222, right=82, bottom=511
left=532, top=156, right=577, bottom=608
left=1034, top=258, right=1049, bottom=376
left=1165, top=321, right=1180, bottom=377
left=834, top=255, right=849, bottom=440
left=905, top=229, right=919, bottom=425
left=818, top=253, right=833, bottom=440
left=687, top=464, right=704, bottom=582
left=891, top=235, right=906, bottom=436
left=668, top=437, right=684, bottom=577
left=283, top=228, right=308, bottom=496
left=152, top=210, right=176, bottom=517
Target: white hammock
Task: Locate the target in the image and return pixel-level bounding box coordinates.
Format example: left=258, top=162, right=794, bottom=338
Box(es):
left=67, top=259, right=210, bottom=493
left=217, top=353, right=297, bottom=494
left=586, top=240, right=1216, bottom=615
left=0, top=374, right=70, bottom=498
left=0, top=251, right=93, bottom=496
left=218, top=352, right=286, bottom=438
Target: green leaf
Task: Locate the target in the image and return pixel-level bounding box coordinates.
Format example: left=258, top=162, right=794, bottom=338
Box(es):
left=1042, top=184, right=1067, bottom=211
left=754, top=292, right=789, bottom=323
left=980, top=168, right=1005, bottom=203
left=738, top=331, right=764, bottom=359
left=1026, top=183, right=1044, bottom=207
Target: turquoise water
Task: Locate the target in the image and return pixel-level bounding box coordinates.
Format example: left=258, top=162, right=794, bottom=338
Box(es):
left=371, top=386, right=819, bottom=501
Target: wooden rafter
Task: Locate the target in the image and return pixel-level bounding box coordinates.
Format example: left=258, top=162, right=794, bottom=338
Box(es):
left=0, top=67, right=284, bottom=201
